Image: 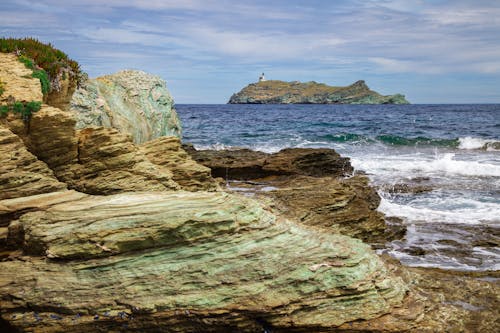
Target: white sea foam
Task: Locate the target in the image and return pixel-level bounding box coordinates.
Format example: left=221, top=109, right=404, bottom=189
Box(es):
left=378, top=197, right=500, bottom=225
left=352, top=153, right=500, bottom=177
left=458, top=137, right=500, bottom=151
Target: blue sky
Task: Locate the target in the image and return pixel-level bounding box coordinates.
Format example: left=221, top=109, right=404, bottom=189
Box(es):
left=1, top=0, right=500, bottom=103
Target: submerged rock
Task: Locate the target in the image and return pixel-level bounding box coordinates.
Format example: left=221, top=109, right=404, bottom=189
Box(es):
left=229, top=80, right=409, bottom=104
left=71, top=70, right=181, bottom=143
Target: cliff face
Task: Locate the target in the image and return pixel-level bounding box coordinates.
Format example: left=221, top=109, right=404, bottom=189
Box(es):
left=228, top=79, right=409, bottom=104
left=71, top=70, right=182, bottom=144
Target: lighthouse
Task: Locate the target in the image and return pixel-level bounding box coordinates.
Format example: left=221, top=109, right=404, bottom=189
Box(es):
left=259, top=72, right=266, bottom=82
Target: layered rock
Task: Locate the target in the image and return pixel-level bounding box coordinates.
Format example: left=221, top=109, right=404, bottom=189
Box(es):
left=64, top=127, right=180, bottom=194
left=71, top=70, right=182, bottom=143
left=0, top=53, right=43, bottom=103
left=229, top=80, right=409, bottom=104
left=0, top=125, right=66, bottom=201
left=1, top=191, right=408, bottom=332
left=140, top=136, right=219, bottom=191
left=186, top=147, right=353, bottom=180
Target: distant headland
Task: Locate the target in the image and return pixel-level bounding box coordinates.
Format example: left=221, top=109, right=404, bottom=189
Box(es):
left=228, top=76, right=409, bottom=104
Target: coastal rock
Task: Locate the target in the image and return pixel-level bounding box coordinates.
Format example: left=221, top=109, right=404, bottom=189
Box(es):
left=228, top=79, right=409, bottom=104
left=0, top=53, right=43, bottom=103
left=0, top=191, right=408, bottom=332
left=0, top=125, right=66, bottom=201
left=140, top=136, right=219, bottom=191
left=187, top=147, right=353, bottom=180
left=70, top=70, right=182, bottom=143
left=256, top=175, right=388, bottom=244
left=65, top=127, right=180, bottom=194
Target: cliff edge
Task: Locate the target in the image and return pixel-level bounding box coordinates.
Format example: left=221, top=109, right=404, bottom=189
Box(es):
left=229, top=79, right=409, bottom=104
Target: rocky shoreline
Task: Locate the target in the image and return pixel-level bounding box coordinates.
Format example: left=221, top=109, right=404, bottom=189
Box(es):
left=0, top=50, right=498, bottom=332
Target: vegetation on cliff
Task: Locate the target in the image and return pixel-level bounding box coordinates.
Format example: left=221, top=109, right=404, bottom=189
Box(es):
left=0, top=38, right=83, bottom=99
left=229, top=79, right=409, bottom=104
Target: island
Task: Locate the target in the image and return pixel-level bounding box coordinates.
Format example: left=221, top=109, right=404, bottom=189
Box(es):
left=228, top=78, right=409, bottom=104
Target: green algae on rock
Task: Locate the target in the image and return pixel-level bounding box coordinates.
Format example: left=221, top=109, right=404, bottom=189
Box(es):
left=229, top=79, right=409, bottom=104
left=70, top=70, right=182, bottom=143
left=1, top=191, right=407, bottom=332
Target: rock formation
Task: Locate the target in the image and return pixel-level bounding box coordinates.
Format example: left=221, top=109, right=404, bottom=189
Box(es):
left=228, top=79, right=409, bottom=104
left=71, top=70, right=182, bottom=143
left=0, top=53, right=43, bottom=103
left=140, top=136, right=219, bottom=191
left=0, top=125, right=66, bottom=200
left=1, top=191, right=409, bottom=332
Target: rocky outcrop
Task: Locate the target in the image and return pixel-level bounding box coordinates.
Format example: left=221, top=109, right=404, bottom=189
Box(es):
left=1, top=191, right=408, bottom=332
left=228, top=80, right=409, bottom=104
left=186, top=147, right=390, bottom=243
left=0, top=125, right=66, bottom=201
left=0, top=53, right=43, bottom=103
left=140, top=136, right=219, bottom=191
left=71, top=70, right=182, bottom=143
left=66, top=127, right=180, bottom=194
left=185, top=147, right=353, bottom=180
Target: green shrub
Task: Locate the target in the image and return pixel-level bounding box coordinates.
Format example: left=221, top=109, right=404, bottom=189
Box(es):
left=0, top=37, right=82, bottom=85
left=0, top=100, right=42, bottom=119
left=32, top=69, right=50, bottom=95
left=0, top=80, right=4, bottom=96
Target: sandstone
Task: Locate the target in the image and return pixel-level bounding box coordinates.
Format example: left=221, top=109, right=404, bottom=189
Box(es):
left=0, top=125, right=66, bottom=202
left=65, top=127, right=180, bottom=194
left=71, top=70, right=182, bottom=143
left=0, top=191, right=408, bottom=332
left=0, top=53, right=43, bottom=103
left=140, top=136, right=219, bottom=191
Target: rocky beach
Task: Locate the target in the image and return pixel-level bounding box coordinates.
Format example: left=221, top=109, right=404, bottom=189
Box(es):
left=0, top=42, right=499, bottom=333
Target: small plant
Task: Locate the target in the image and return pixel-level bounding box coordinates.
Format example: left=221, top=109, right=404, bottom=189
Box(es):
left=31, top=69, right=50, bottom=95
left=0, top=79, right=5, bottom=96
left=0, top=100, right=42, bottom=120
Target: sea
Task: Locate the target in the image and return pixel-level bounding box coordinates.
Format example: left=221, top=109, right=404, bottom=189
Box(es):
left=176, top=104, right=500, bottom=272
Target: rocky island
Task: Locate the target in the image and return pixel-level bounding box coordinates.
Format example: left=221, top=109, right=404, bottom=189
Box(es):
left=228, top=79, right=409, bottom=104
left=0, top=39, right=497, bottom=332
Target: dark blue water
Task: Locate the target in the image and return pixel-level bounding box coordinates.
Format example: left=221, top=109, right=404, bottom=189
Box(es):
left=178, top=104, right=499, bottom=151
left=177, top=104, right=500, bottom=271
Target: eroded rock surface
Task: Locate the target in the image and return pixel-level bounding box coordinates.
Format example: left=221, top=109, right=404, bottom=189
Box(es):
left=0, top=53, right=43, bottom=103
left=1, top=191, right=407, bottom=332
left=0, top=125, right=66, bottom=201
left=141, top=136, right=219, bottom=191
left=71, top=70, right=182, bottom=143
left=186, top=147, right=353, bottom=180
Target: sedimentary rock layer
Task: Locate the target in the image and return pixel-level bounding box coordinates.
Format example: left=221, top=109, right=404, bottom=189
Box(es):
left=0, top=191, right=407, bottom=332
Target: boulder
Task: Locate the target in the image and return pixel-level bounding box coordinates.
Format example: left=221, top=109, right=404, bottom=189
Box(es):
left=71, top=70, right=181, bottom=143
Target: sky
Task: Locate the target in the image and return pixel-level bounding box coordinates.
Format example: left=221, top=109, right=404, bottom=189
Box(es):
left=1, top=0, right=500, bottom=103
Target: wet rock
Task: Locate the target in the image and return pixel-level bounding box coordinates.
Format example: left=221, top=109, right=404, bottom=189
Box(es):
left=187, top=147, right=353, bottom=180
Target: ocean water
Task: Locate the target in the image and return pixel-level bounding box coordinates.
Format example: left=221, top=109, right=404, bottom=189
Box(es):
left=177, top=104, right=500, bottom=271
